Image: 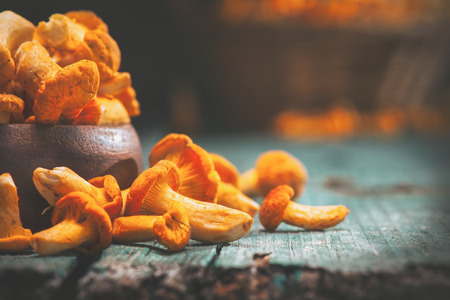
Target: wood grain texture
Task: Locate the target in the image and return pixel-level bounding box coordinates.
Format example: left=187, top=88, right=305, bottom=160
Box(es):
left=0, top=133, right=449, bottom=299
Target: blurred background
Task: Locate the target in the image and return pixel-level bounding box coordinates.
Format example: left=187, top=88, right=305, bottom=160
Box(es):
left=3, top=0, right=450, bottom=138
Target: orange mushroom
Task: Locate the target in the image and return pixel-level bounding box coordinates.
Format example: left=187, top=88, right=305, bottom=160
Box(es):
left=14, top=41, right=60, bottom=101
left=34, top=13, right=85, bottom=52
left=0, top=10, right=35, bottom=56
left=112, top=201, right=190, bottom=252
left=209, top=153, right=239, bottom=187
left=0, top=94, right=24, bottom=124
left=72, top=96, right=131, bottom=125
left=33, top=167, right=123, bottom=220
left=30, top=191, right=112, bottom=255
left=239, top=150, right=308, bottom=199
left=0, top=45, right=15, bottom=88
left=0, top=173, right=32, bottom=252
left=87, top=175, right=124, bottom=220
left=210, top=153, right=260, bottom=217
left=259, top=185, right=349, bottom=231
left=14, top=41, right=100, bottom=124
left=65, top=10, right=108, bottom=32
left=71, top=29, right=120, bottom=81
left=149, top=133, right=220, bottom=203
left=98, top=72, right=140, bottom=117
left=35, top=12, right=120, bottom=81
left=126, top=160, right=253, bottom=243
left=33, top=59, right=100, bottom=124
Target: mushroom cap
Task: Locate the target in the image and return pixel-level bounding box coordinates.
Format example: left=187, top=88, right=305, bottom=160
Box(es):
left=0, top=173, right=31, bottom=252
left=114, top=86, right=140, bottom=117
left=35, top=13, right=85, bottom=51
left=0, top=45, right=15, bottom=86
left=88, top=175, right=123, bottom=220
left=74, top=95, right=130, bottom=125
left=33, top=59, right=100, bottom=124
left=0, top=11, right=35, bottom=56
left=209, top=153, right=239, bottom=187
left=65, top=10, right=109, bottom=32
left=52, top=191, right=112, bottom=255
left=0, top=94, right=24, bottom=113
left=125, top=160, right=181, bottom=216
left=73, top=29, right=121, bottom=80
left=153, top=201, right=190, bottom=252
left=72, top=97, right=101, bottom=125
left=98, top=72, right=140, bottom=117
left=259, top=185, right=294, bottom=231
left=149, top=133, right=220, bottom=203
left=14, top=41, right=61, bottom=100
left=255, top=150, right=308, bottom=198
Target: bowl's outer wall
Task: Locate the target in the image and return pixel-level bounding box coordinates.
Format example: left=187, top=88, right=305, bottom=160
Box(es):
left=0, top=124, right=143, bottom=232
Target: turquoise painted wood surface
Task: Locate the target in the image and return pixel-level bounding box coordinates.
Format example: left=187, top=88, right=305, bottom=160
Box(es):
left=1, top=134, right=449, bottom=299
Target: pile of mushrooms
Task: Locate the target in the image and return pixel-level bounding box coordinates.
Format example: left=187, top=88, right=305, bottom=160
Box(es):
left=0, top=10, right=140, bottom=125
left=0, top=9, right=350, bottom=257
left=14, top=132, right=349, bottom=256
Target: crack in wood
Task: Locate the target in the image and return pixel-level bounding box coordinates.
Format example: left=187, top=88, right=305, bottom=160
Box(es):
left=50, top=254, right=100, bottom=300
left=204, top=243, right=225, bottom=275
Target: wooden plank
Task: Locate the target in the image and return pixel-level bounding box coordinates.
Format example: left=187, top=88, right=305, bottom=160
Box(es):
left=1, top=134, right=449, bottom=299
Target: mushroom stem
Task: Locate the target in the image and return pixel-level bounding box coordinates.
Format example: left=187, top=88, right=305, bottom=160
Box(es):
left=216, top=182, right=260, bottom=217
left=259, top=185, right=349, bottom=231
left=140, top=184, right=253, bottom=243
left=33, top=167, right=108, bottom=206
left=113, top=202, right=190, bottom=251
left=283, top=202, right=350, bottom=230
left=30, top=218, right=98, bottom=255
left=112, top=215, right=158, bottom=243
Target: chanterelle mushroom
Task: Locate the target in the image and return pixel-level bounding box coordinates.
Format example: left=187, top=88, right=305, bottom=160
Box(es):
left=33, top=167, right=123, bottom=220
left=30, top=191, right=112, bottom=255
left=126, top=160, right=253, bottom=243
left=35, top=13, right=85, bottom=52
left=149, top=133, right=220, bottom=203
left=0, top=173, right=32, bottom=252
left=259, top=185, right=350, bottom=231
left=0, top=94, right=24, bottom=124
left=0, top=10, right=35, bottom=56
left=35, top=13, right=120, bottom=80
left=210, top=153, right=260, bottom=217
left=112, top=201, right=190, bottom=252
left=98, top=72, right=140, bottom=117
left=0, top=45, right=15, bottom=88
left=240, top=150, right=308, bottom=199
left=14, top=41, right=100, bottom=124
left=65, top=10, right=108, bottom=32
left=72, top=96, right=130, bottom=125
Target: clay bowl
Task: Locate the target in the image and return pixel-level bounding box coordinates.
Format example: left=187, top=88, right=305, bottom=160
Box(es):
left=0, top=124, right=143, bottom=232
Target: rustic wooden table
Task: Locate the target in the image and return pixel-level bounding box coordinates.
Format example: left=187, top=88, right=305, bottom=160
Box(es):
left=1, top=132, right=449, bottom=300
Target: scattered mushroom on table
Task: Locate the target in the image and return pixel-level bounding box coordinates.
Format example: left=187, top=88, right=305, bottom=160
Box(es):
left=259, top=185, right=350, bottom=231
left=149, top=133, right=220, bottom=203
left=125, top=160, right=254, bottom=244
left=33, top=167, right=123, bottom=220
left=239, top=150, right=309, bottom=199
left=210, top=153, right=260, bottom=217
left=30, top=191, right=112, bottom=256
left=112, top=201, right=190, bottom=252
